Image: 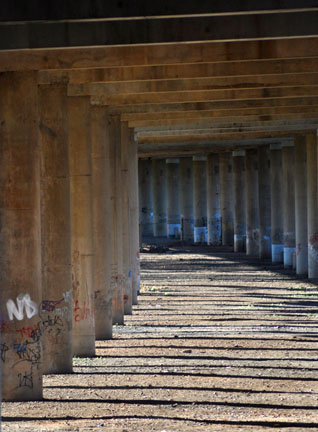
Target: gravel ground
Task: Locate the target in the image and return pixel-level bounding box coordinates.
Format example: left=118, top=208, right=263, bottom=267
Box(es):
left=2, top=245, right=318, bottom=431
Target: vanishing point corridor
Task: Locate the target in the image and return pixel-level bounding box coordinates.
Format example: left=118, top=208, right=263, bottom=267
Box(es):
left=2, top=246, right=318, bottom=431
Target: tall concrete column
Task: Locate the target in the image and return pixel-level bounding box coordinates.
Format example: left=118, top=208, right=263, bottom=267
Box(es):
left=258, top=146, right=271, bottom=259
left=166, top=158, right=181, bottom=238
left=108, top=115, right=125, bottom=325
left=245, top=149, right=259, bottom=256
left=68, top=96, right=95, bottom=356
left=91, top=106, right=112, bottom=339
left=294, top=136, right=308, bottom=275
left=282, top=142, right=296, bottom=268
left=270, top=144, right=284, bottom=263
left=219, top=152, right=234, bottom=246
left=306, top=133, right=318, bottom=279
left=152, top=159, right=167, bottom=237
left=233, top=150, right=246, bottom=252
left=139, top=159, right=153, bottom=238
left=121, top=121, right=133, bottom=315
left=128, top=130, right=140, bottom=305
left=39, top=84, right=73, bottom=373
left=179, top=157, right=194, bottom=242
left=193, top=156, right=207, bottom=243
left=0, top=72, right=42, bottom=400
left=207, top=154, right=221, bottom=245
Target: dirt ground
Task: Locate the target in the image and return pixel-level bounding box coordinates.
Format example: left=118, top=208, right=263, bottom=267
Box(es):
left=2, top=245, right=318, bottom=431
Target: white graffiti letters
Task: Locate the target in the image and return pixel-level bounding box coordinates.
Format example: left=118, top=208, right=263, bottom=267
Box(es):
left=6, top=294, right=38, bottom=321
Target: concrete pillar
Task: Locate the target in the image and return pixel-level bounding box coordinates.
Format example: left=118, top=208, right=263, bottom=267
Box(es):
left=68, top=96, right=95, bottom=356
left=282, top=142, right=296, bottom=268
left=179, top=157, right=194, bottom=242
left=219, top=152, right=234, bottom=246
left=207, top=154, right=221, bottom=245
left=91, top=106, right=112, bottom=339
left=39, top=84, right=72, bottom=373
left=294, top=136, right=308, bottom=276
left=166, top=158, right=181, bottom=239
left=128, top=131, right=140, bottom=305
left=233, top=150, right=246, bottom=252
left=139, top=159, right=153, bottom=238
left=245, top=149, right=259, bottom=256
left=306, top=133, right=318, bottom=279
left=258, top=146, right=272, bottom=259
left=121, top=121, right=133, bottom=315
left=0, top=72, right=42, bottom=400
left=152, top=159, right=167, bottom=237
left=193, top=156, right=207, bottom=243
left=108, top=115, right=124, bottom=325
left=270, top=144, right=284, bottom=263
left=128, top=145, right=139, bottom=305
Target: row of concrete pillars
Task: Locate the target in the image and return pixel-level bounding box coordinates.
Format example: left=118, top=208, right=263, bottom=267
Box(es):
left=0, top=73, right=140, bottom=401
left=139, top=135, right=318, bottom=278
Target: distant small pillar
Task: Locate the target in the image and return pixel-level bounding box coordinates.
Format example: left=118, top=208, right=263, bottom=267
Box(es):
left=245, top=149, right=259, bottom=256
left=91, top=106, right=112, bottom=338
left=166, top=158, right=181, bottom=238
left=282, top=142, right=296, bottom=268
left=219, top=152, right=234, bottom=246
left=152, top=159, right=167, bottom=237
left=294, top=135, right=308, bottom=275
left=179, top=157, right=194, bottom=242
left=233, top=150, right=246, bottom=252
left=207, top=154, right=221, bottom=245
left=193, top=156, right=207, bottom=244
left=270, top=143, right=284, bottom=263
left=139, top=159, right=154, bottom=238
left=109, top=115, right=124, bottom=325
left=306, top=133, right=318, bottom=279
left=258, top=146, right=271, bottom=259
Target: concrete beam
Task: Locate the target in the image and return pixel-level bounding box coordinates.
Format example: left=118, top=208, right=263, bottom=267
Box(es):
left=138, top=129, right=313, bottom=145
left=1, top=11, right=318, bottom=50
left=74, top=72, right=318, bottom=97
left=1, top=37, right=318, bottom=72
left=91, top=85, right=318, bottom=106
left=38, top=57, right=318, bottom=85
left=138, top=139, right=293, bottom=158
left=136, top=119, right=318, bottom=135
left=129, top=111, right=318, bottom=128
left=2, top=1, right=316, bottom=21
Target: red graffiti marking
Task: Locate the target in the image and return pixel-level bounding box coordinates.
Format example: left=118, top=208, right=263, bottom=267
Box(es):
left=74, top=300, right=91, bottom=323
left=309, top=233, right=318, bottom=246
left=16, top=323, right=40, bottom=339
left=0, top=320, right=10, bottom=332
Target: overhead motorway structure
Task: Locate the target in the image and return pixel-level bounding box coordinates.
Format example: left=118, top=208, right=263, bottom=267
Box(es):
left=1, top=1, right=318, bottom=404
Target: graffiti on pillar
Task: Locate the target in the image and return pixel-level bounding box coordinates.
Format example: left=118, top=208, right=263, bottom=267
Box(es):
left=16, top=322, right=41, bottom=340
left=74, top=300, right=92, bottom=323
left=41, top=298, right=64, bottom=313
left=41, top=314, right=64, bottom=337
left=272, top=229, right=283, bottom=244
left=296, top=242, right=302, bottom=256
left=309, top=232, right=318, bottom=261
left=18, top=371, right=33, bottom=389
left=0, top=342, right=9, bottom=362
left=6, top=294, right=38, bottom=321
left=0, top=312, right=10, bottom=332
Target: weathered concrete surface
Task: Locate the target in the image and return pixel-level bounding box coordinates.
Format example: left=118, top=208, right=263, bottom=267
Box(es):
left=2, top=246, right=318, bottom=430
left=39, top=84, right=73, bottom=373
left=68, top=96, right=95, bottom=357
left=91, top=106, right=112, bottom=339
left=0, top=72, right=43, bottom=401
